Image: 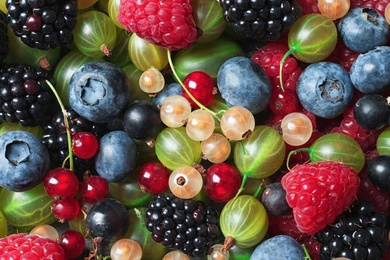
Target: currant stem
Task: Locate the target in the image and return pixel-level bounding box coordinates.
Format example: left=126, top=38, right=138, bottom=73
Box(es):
left=46, top=80, right=74, bottom=172
left=286, top=147, right=311, bottom=170
left=253, top=179, right=266, bottom=198
left=279, top=48, right=295, bottom=92
left=302, top=244, right=312, bottom=260
left=167, top=50, right=221, bottom=122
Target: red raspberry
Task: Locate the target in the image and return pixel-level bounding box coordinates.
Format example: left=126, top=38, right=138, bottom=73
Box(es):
left=325, top=39, right=359, bottom=72
left=294, top=0, right=320, bottom=15
left=281, top=161, right=360, bottom=234
left=0, top=233, right=66, bottom=259
left=351, top=0, right=389, bottom=17
left=118, top=0, right=198, bottom=51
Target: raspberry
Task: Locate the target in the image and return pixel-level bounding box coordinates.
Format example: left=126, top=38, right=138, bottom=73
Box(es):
left=0, top=233, right=66, bottom=259
left=351, top=0, right=389, bottom=17
left=118, top=0, right=198, bottom=51
left=281, top=161, right=360, bottom=234
left=325, top=39, right=360, bottom=73
left=294, top=0, right=320, bottom=15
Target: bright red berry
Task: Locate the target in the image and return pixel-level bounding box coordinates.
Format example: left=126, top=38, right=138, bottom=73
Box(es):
left=204, top=163, right=242, bottom=203
left=51, top=197, right=80, bottom=221
left=118, top=0, right=198, bottom=50
left=43, top=167, right=79, bottom=199
left=182, top=71, right=216, bottom=108
left=0, top=233, right=66, bottom=259
left=281, top=161, right=360, bottom=234
left=80, top=175, right=109, bottom=204
left=137, top=161, right=170, bottom=194
left=72, top=131, right=99, bottom=160
left=58, top=230, right=85, bottom=259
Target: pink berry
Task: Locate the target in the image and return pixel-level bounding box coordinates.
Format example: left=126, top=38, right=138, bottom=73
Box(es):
left=137, top=161, right=170, bottom=194
left=43, top=167, right=79, bottom=199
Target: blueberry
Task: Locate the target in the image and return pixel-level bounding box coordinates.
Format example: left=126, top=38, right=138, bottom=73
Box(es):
left=350, top=46, right=390, bottom=93
left=217, top=56, right=272, bottom=114
left=338, top=8, right=389, bottom=53
left=95, top=131, right=138, bottom=182
left=0, top=131, right=50, bottom=191
left=250, top=235, right=306, bottom=260
left=68, top=61, right=130, bottom=123
left=152, top=82, right=183, bottom=107
left=296, top=62, right=354, bottom=119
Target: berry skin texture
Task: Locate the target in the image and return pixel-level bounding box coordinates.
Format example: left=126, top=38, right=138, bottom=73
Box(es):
left=0, top=233, right=66, bottom=259
left=44, top=167, right=79, bottom=199
left=281, top=161, right=360, bottom=234
left=0, top=130, right=50, bottom=192
left=118, top=0, right=198, bottom=51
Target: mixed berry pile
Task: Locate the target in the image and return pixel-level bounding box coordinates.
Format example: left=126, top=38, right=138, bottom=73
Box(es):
left=0, top=0, right=389, bottom=259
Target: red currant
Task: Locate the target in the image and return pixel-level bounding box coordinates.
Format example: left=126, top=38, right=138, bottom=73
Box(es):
left=204, top=163, right=242, bottom=203
left=182, top=71, right=215, bottom=108
left=80, top=175, right=109, bottom=204
left=137, top=161, right=170, bottom=194
left=72, top=132, right=99, bottom=159
left=58, top=230, right=85, bottom=259
left=51, top=197, right=80, bottom=221
left=269, top=88, right=301, bottom=116
left=43, top=167, right=79, bottom=199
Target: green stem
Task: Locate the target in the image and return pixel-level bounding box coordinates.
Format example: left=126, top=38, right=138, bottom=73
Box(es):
left=46, top=80, right=74, bottom=172
left=167, top=50, right=221, bottom=122
left=253, top=179, right=266, bottom=198
left=286, top=147, right=311, bottom=171
left=279, top=48, right=295, bottom=92
left=302, top=244, right=312, bottom=260
left=240, top=174, right=249, bottom=190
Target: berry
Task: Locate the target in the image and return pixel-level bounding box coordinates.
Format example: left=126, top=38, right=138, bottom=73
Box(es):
left=217, top=56, right=272, bottom=114
left=146, top=193, right=222, bottom=256
left=80, top=175, right=109, bottom=204
left=315, top=200, right=389, bottom=259
left=354, top=94, right=390, bottom=130
left=182, top=71, right=215, bottom=109
left=72, top=131, right=99, bottom=160
left=6, top=0, right=78, bottom=50
left=366, top=155, right=390, bottom=190
left=296, top=62, right=354, bottom=119
left=0, top=233, right=66, bottom=259
left=219, top=0, right=302, bottom=41
left=43, top=167, right=79, bottom=199
left=68, top=61, right=130, bottom=123
left=51, top=197, right=80, bottom=221
left=0, top=63, right=55, bottom=127
left=338, top=8, right=389, bottom=53
left=0, top=130, right=50, bottom=192
left=0, top=11, right=8, bottom=61
left=351, top=0, right=389, bottom=17
left=118, top=0, right=198, bottom=51
left=137, top=161, right=170, bottom=195
left=58, top=230, right=85, bottom=259
left=95, top=131, right=138, bottom=183
left=261, top=182, right=291, bottom=216
left=281, top=161, right=360, bottom=234
left=86, top=198, right=130, bottom=242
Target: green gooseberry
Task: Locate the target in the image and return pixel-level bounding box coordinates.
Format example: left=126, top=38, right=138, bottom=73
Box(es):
left=376, top=127, right=390, bottom=155
left=279, top=14, right=337, bottom=90
left=0, top=183, right=55, bottom=232
left=234, top=125, right=286, bottom=179
left=0, top=122, right=43, bottom=138
left=155, top=127, right=202, bottom=171
left=288, top=133, right=365, bottom=172
left=220, top=195, right=268, bottom=249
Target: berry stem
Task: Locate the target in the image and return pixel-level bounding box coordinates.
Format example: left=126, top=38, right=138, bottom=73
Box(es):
left=302, top=244, right=312, bottom=260
left=253, top=179, right=266, bottom=198
left=45, top=80, right=74, bottom=172
left=286, top=147, right=311, bottom=170
left=167, top=50, right=221, bottom=122
left=279, top=48, right=295, bottom=92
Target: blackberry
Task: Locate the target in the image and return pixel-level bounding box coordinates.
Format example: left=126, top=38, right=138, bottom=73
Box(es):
left=41, top=106, right=108, bottom=176
left=6, top=0, right=78, bottom=50
left=219, top=0, right=302, bottom=41
left=315, top=200, right=389, bottom=260
left=0, top=11, right=8, bottom=61
left=146, top=193, right=223, bottom=257
left=0, top=63, right=55, bottom=126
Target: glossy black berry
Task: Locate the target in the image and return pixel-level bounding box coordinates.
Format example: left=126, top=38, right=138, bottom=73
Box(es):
left=354, top=94, right=390, bottom=130
left=366, top=155, right=390, bottom=191
left=219, top=0, right=302, bottom=41
left=146, top=193, right=223, bottom=257
left=6, top=0, right=78, bottom=49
